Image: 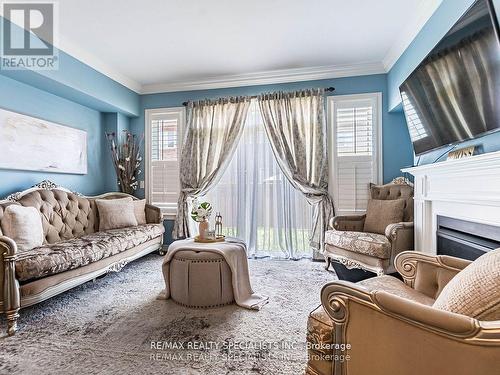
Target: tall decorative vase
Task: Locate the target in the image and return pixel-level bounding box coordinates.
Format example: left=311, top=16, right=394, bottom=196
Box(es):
left=198, top=219, right=209, bottom=239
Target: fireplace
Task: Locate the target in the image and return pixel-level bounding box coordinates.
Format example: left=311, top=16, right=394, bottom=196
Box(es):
left=402, top=150, right=500, bottom=256
left=436, top=216, right=500, bottom=261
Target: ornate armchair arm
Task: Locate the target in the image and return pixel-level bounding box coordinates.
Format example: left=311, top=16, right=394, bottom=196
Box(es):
left=145, top=204, right=163, bottom=224
left=395, top=251, right=471, bottom=299
left=385, top=221, right=414, bottom=263
left=385, top=221, right=414, bottom=240
left=329, top=215, right=366, bottom=231
left=321, top=281, right=500, bottom=375
left=0, top=235, right=20, bottom=335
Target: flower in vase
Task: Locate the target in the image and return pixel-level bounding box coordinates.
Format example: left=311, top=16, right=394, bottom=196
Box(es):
left=191, top=201, right=213, bottom=222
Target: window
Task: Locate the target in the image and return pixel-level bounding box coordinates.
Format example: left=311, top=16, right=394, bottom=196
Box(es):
left=145, top=107, right=185, bottom=217
left=165, top=130, right=176, bottom=148
left=201, top=100, right=313, bottom=259
left=328, top=93, right=382, bottom=215
left=151, top=119, right=178, bottom=160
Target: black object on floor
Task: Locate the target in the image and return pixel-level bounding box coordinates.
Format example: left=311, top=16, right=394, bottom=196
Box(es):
left=330, top=262, right=376, bottom=282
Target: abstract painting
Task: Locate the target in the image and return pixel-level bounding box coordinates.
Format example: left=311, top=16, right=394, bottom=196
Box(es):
left=0, top=108, right=87, bottom=174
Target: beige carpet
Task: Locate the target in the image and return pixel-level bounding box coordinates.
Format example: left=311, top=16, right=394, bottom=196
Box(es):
left=0, top=254, right=335, bottom=375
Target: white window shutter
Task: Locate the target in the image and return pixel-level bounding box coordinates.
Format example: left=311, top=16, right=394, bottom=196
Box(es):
left=145, top=108, right=185, bottom=216
left=329, top=94, right=382, bottom=215
left=151, top=160, right=180, bottom=208
left=336, top=157, right=374, bottom=213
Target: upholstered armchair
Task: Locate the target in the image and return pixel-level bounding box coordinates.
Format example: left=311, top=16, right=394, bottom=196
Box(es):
left=324, top=180, right=414, bottom=278
left=306, top=250, right=500, bottom=375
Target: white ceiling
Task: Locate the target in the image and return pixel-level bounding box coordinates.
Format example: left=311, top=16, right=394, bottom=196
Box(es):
left=54, top=0, right=442, bottom=93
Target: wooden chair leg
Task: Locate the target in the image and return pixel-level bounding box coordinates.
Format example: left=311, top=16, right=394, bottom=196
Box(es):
left=3, top=245, right=21, bottom=336
left=6, top=309, right=19, bottom=336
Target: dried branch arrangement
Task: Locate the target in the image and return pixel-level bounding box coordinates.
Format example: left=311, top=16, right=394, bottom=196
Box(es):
left=105, top=131, right=144, bottom=194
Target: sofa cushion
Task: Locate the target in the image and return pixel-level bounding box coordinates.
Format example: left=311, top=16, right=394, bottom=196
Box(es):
left=363, top=198, right=405, bottom=235
left=358, top=275, right=435, bottom=306
left=96, top=198, right=137, bottom=231
left=1, top=205, right=44, bottom=251
left=325, top=229, right=391, bottom=259
left=15, top=224, right=164, bottom=282
left=134, top=199, right=147, bottom=225
left=433, top=248, right=500, bottom=320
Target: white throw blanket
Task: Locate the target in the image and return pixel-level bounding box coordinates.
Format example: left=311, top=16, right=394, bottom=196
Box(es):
left=158, top=238, right=269, bottom=310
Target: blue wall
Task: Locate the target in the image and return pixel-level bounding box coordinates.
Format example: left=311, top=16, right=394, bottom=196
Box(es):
left=2, top=0, right=499, bottom=244
left=0, top=71, right=413, bottom=245
left=0, top=16, right=418, bottom=246
left=387, top=0, right=500, bottom=164
left=0, top=74, right=117, bottom=197
left=0, top=17, right=141, bottom=117
left=101, top=113, right=132, bottom=192
left=0, top=17, right=139, bottom=198
left=132, top=75, right=414, bottom=245
left=132, top=74, right=414, bottom=194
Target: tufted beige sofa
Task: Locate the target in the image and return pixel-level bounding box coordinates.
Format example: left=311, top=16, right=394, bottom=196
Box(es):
left=0, top=181, right=164, bottom=335
left=324, top=180, right=414, bottom=277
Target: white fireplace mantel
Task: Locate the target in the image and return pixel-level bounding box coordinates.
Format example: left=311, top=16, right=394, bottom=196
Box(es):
left=402, top=150, right=500, bottom=255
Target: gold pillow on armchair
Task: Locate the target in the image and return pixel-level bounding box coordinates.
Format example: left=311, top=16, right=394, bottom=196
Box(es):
left=363, top=199, right=405, bottom=235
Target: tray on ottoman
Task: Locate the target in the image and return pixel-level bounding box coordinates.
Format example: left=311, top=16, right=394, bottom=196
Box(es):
left=193, top=235, right=225, bottom=243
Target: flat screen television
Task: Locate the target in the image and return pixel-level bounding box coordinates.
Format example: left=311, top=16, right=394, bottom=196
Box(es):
left=400, top=0, right=500, bottom=156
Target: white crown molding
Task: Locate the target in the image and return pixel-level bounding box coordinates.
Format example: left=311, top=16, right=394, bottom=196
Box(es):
left=382, top=0, right=443, bottom=72
left=0, top=9, right=142, bottom=92
left=58, top=36, right=143, bottom=93
left=139, top=62, right=386, bottom=94
left=2, top=1, right=443, bottom=95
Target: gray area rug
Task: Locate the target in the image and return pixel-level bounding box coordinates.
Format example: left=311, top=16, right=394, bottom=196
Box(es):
left=0, top=254, right=336, bottom=375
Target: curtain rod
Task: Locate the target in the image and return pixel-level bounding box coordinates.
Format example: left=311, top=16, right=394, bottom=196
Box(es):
left=181, top=86, right=335, bottom=106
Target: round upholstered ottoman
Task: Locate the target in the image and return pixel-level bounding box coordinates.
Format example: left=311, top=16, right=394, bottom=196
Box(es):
left=169, top=250, right=234, bottom=308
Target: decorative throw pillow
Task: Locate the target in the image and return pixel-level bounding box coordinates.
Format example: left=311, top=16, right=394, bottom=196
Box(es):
left=1, top=205, right=44, bottom=251
left=96, top=198, right=138, bottom=231
left=433, top=248, right=500, bottom=320
left=363, top=199, right=405, bottom=235
left=133, top=199, right=147, bottom=225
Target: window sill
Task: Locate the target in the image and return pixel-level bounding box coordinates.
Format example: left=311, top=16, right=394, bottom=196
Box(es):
left=161, top=212, right=177, bottom=221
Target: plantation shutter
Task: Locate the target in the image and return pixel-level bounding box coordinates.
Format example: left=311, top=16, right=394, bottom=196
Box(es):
left=147, top=108, right=185, bottom=216
left=331, top=95, right=381, bottom=215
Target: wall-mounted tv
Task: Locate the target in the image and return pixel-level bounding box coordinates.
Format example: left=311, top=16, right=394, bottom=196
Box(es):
left=400, top=0, right=500, bottom=156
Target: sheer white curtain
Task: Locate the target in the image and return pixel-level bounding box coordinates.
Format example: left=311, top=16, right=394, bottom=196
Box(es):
left=173, top=97, right=250, bottom=239
left=201, top=101, right=313, bottom=259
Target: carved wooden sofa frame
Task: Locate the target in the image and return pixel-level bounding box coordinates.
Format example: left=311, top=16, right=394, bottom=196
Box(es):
left=0, top=181, right=164, bottom=336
